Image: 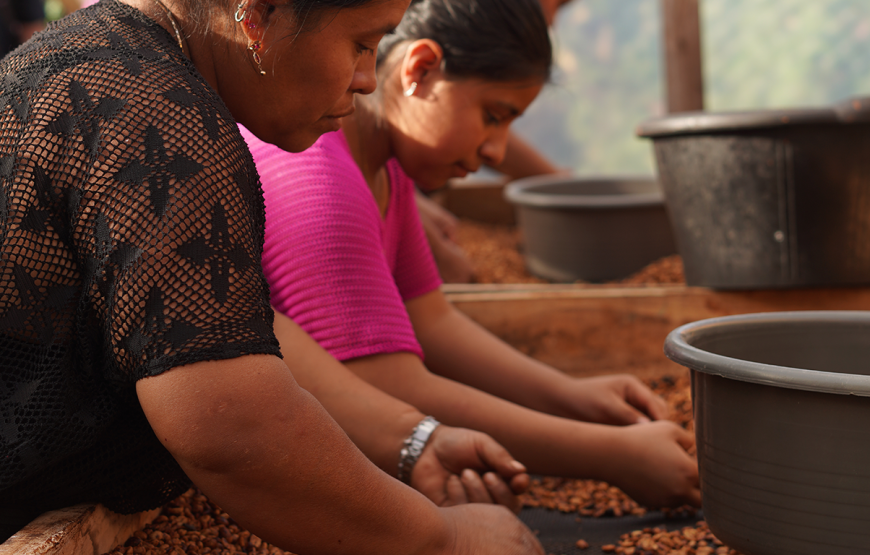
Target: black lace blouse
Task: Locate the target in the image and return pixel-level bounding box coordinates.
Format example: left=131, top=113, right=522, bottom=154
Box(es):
left=0, top=0, right=281, bottom=528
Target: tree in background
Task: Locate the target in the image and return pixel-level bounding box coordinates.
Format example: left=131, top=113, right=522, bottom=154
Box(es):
left=513, top=0, right=870, bottom=176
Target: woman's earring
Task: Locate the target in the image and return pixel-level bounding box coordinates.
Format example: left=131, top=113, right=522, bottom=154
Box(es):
left=234, top=1, right=246, bottom=22
left=249, top=40, right=266, bottom=75
left=404, top=82, right=418, bottom=97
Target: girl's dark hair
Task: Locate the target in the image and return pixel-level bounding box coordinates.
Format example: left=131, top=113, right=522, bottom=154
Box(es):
left=377, top=0, right=552, bottom=83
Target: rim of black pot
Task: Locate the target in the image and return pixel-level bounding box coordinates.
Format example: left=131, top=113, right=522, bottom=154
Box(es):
left=636, top=96, right=870, bottom=138
left=504, top=174, right=664, bottom=209
left=664, top=311, right=870, bottom=397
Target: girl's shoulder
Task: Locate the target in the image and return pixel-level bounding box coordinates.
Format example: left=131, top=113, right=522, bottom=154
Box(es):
left=246, top=128, right=371, bottom=202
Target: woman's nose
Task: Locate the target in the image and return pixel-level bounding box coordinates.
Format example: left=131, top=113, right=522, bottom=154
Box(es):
left=350, top=56, right=378, bottom=96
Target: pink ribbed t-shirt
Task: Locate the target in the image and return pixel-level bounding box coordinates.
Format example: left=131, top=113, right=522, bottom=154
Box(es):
left=241, top=126, right=442, bottom=361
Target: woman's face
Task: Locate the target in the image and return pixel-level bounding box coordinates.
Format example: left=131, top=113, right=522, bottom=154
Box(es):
left=388, top=74, right=543, bottom=190
left=230, top=0, right=410, bottom=152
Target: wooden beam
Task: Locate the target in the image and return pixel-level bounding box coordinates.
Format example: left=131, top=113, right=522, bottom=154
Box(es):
left=0, top=504, right=159, bottom=555
left=445, top=284, right=870, bottom=378
left=661, top=0, right=704, bottom=112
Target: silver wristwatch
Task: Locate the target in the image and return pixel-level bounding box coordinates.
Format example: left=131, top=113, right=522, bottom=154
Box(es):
left=397, top=416, right=441, bottom=484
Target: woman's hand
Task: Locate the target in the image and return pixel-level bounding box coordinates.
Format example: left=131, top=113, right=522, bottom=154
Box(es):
left=440, top=504, right=544, bottom=555
left=605, top=421, right=701, bottom=509
left=554, top=374, right=670, bottom=425
left=412, top=425, right=529, bottom=512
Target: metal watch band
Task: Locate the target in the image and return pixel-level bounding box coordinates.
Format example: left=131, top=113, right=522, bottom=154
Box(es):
left=397, top=416, right=441, bottom=484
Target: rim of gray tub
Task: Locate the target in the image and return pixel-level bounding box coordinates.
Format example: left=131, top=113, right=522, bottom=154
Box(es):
left=504, top=174, right=664, bottom=210
left=636, top=96, right=870, bottom=137
left=664, top=311, right=870, bottom=397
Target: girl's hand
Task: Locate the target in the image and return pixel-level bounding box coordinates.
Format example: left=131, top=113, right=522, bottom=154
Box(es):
left=606, top=421, right=701, bottom=509
left=415, top=190, right=459, bottom=240
left=411, top=425, right=529, bottom=512
left=556, top=374, right=670, bottom=425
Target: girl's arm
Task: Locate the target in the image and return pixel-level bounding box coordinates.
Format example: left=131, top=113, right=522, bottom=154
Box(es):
left=137, top=354, right=544, bottom=555
left=485, top=132, right=566, bottom=179
left=345, top=349, right=700, bottom=508
left=406, top=289, right=670, bottom=425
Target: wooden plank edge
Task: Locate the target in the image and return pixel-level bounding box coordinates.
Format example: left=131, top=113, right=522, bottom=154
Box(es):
left=1, top=504, right=160, bottom=555
left=444, top=283, right=870, bottom=303
left=445, top=283, right=706, bottom=302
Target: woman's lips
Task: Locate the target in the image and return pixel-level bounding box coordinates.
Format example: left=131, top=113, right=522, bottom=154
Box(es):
left=326, top=105, right=355, bottom=119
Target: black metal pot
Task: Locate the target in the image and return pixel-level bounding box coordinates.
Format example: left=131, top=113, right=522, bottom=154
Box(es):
left=637, top=97, right=870, bottom=289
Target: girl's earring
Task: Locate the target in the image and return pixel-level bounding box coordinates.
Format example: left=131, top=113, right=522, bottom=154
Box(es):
left=249, top=40, right=266, bottom=75
left=404, top=82, right=418, bottom=97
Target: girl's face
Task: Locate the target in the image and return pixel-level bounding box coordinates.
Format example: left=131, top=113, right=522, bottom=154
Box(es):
left=389, top=72, right=543, bottom=190
left=539, top=0, right=575, bottom=25
left=228, top=0, right=410, bottom=152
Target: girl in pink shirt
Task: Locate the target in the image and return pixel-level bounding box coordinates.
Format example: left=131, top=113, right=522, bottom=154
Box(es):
left=251, top=0, right=700, bottom=510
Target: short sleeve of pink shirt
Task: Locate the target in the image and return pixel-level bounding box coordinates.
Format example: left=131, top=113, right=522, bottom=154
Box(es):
left=241, top=126, right=442, bottom=362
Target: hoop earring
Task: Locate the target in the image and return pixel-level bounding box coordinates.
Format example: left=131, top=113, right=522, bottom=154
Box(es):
left=249, top=40, right=266, bottom=75
left=404, top=82, right=418, bottom=97
left=234, top=1, right=246, bottom=22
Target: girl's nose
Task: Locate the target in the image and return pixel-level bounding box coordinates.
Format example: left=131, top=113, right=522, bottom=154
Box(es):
left=479, top=128, right=510, bottom=167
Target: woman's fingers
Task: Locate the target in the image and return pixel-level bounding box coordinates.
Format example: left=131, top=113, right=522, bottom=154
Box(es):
left=509, top=472, right=530, bottom=495
left=444, top=474, right=469, bottom=506
left=460, top=469, right=495, bottom=504
left=483, top=472, right=523, bottom=513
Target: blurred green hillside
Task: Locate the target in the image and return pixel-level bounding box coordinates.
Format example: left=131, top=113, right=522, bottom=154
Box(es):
left=512, top=0, right=870, bottom=176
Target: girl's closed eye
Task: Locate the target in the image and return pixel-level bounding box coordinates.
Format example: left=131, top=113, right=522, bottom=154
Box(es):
left=485, top=110, right=503, bottom=125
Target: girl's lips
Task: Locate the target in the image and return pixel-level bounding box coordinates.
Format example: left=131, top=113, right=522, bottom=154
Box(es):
left=452, top=163, right=478, bottom=178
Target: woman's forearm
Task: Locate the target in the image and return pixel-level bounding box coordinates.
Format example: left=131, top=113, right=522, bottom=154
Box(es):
left=272, top=310, right=425, bottom=474
left=346, top=352, right=622, bottom=481
left=136, top=355, right=451, bottom=555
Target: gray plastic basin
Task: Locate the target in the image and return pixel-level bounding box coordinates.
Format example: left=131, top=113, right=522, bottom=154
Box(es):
left=503, top=176, right=676, bottom=282
left=665, top=311, right=870, bottom=555
left=637, top=96, right=870, bottom=290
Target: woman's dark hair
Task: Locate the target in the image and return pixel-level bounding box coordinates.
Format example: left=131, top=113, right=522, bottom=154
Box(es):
left=377, top=0, right=552, bottom=83
left=179, top=0, right=376, bottom=34
left=287, top=0, right=375, bottom=29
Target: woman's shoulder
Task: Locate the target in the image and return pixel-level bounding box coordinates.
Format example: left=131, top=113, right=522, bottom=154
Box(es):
left=3, top=0, right=228, bottom=122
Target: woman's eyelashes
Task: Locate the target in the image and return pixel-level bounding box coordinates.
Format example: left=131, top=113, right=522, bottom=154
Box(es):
left=357, top=44, right=375, bottom=55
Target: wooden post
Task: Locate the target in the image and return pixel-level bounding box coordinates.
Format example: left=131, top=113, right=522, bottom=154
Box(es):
left=661, top=0, right=704, bottom=112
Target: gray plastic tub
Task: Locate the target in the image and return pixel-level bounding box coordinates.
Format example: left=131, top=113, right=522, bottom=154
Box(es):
left=503, top=176, right=676, bottom=282
left=665, top=311, right=870, bottom=555
left=637, top=96, right=870, bottom=289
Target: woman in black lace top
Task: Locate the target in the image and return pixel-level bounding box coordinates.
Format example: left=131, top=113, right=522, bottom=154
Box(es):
left=0, top=0, right=543, bottom=552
